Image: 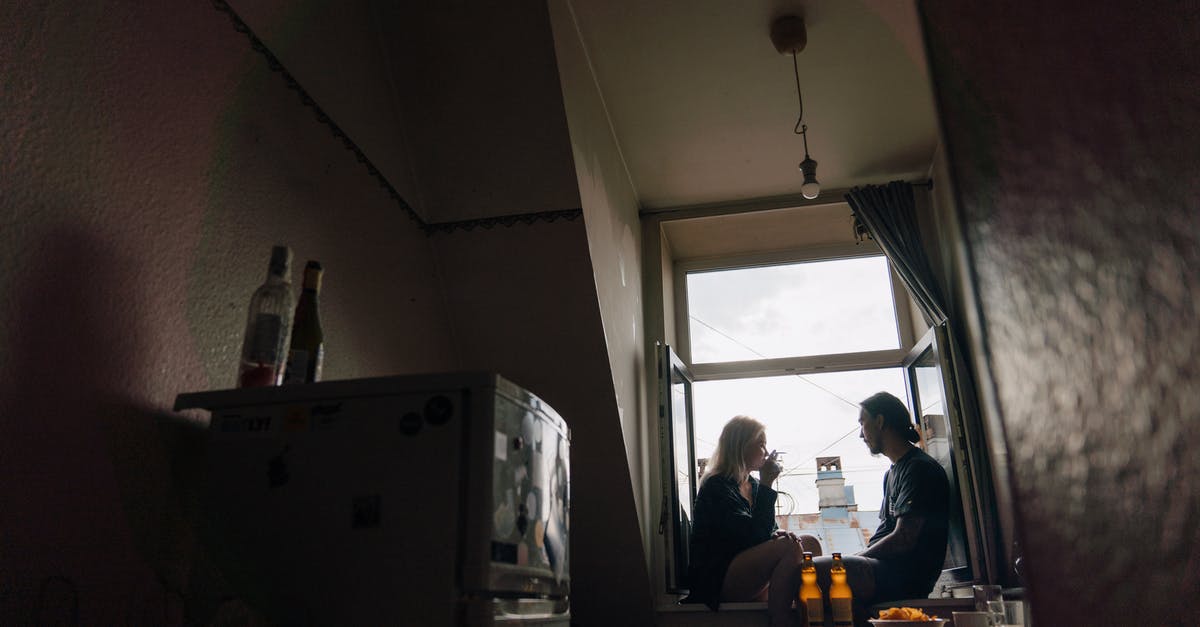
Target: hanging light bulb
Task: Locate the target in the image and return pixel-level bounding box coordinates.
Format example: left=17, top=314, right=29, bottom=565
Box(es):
left=773, top=17, right=821, bottom=200
left=798, top=124, right=820, bottom=199
left=800, top=156, right=820, bottom=199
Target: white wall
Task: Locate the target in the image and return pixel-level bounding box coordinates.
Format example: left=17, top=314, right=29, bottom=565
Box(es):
left=547, top=0, right=650, bottom=559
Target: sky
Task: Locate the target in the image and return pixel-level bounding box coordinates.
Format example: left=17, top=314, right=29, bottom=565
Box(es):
left=686, top=255, right=900, bottom=362
left=682, top=255, right=910, bottom=514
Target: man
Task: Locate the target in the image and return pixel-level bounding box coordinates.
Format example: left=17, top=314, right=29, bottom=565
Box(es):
left=815, top=391, right=950, bottom=611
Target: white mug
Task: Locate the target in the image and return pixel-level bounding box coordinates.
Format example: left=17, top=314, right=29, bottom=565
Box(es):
left=951, top=611, right=991, bottom=627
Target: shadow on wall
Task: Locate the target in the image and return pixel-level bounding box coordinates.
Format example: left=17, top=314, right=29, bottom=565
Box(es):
left=0, top=227, right=236, bottom=624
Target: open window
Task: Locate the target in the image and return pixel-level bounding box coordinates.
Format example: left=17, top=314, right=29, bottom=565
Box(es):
left=903, top=322, right=985, bottom=589
left=650, top=203, right=991, bottom=600
left=658, top=343, right=696, bottom=593
left=659, top=246, right=923, bottom=593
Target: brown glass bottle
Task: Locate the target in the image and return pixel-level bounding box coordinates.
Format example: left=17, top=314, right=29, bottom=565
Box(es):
left=283, top=261, right=324, bottom=384
left=830, top=552, right=854, bottom=626
left=798, top=551, right=824, bottom=627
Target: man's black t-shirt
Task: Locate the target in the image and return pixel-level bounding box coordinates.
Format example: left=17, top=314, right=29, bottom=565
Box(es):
left=868, top=446, right=950, bottom=598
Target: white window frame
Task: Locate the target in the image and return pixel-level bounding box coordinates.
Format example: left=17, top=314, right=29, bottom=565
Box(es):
left=655, top=240, right=924, bottom=603
left=672, top=241, right=919, bottom=381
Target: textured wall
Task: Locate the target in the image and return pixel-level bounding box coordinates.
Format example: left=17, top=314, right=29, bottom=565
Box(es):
left=922, top=2, right=1200, bottom=625
left=0, top=1, right=454, bottom=623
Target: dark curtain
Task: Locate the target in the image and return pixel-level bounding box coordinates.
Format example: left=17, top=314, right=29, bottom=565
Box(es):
left=845, top=180, right=1002, bottom=583
left=845, top=181, right=947, bottom=324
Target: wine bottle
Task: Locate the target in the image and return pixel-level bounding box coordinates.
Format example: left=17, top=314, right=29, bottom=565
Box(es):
left=798, top=551, right=824, bottom=627
left=830, top=552, right=854, bottom=626
left=283, top=261, right=324, bottom=384
left=237, top=245, right=294, bottom=388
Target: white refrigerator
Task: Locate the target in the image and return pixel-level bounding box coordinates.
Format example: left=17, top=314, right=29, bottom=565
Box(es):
left=175, top=372, right=571, bottom=626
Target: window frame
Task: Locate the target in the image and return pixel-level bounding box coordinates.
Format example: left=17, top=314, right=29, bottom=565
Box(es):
left=673, top=242, right=918, bottom=382
left=657, top=343, right=697, bottom=594
left=903, top=323, right=987, bottom=590
left=657, top=241, right=927, bottom=598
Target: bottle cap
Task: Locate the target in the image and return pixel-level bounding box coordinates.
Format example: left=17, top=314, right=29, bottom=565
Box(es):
left=302, top=260, right=323, bottom=290
left=269, top=245, right=292, bottom=277
left=803, top=551, right=813, bottom=559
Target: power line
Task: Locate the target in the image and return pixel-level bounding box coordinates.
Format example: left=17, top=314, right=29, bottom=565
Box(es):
left=778, top=424, right=863, bottom=478
left=691, top=314, right=868, bottom=408
left=779, top=466, right=889, bottom=477
left=689, top=314, right=877, bottom=480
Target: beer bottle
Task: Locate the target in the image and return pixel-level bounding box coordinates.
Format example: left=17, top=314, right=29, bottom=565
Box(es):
left=830, top=552, right=854, bottom=626
left=283, top=260, right=324, bottom=384
left=798, top=551, right=823, bottom=627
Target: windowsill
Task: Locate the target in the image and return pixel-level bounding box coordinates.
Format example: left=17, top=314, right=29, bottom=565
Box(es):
left=657, top=601, right=767, bottom=612
left=867, top=598, right=974, bottom=609
left=660, top=597, right=977, bottom=613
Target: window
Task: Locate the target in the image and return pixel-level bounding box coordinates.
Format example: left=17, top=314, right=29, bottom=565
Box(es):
left=905, top=323, right=987, bottom=589
left=659, top=247, right=925, bottom=590
left=686, top=255, right=903, bottom=363
left=653, top=211, right=983, bottom=600
left=692, top=369, right=907, bottom=521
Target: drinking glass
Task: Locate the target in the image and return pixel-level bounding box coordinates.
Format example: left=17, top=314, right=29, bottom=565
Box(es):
left=972, top=585, right=1004, bottom=626
left=951, top=612, right=991, bottom=627
left=1001, top=600, right=1026, bottom=626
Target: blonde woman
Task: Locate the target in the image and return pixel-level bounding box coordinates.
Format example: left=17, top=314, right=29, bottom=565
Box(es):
left=686, top=416, right=821, bottom=625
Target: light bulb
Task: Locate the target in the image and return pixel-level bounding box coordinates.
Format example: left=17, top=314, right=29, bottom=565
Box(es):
left=801, top=180, right=821, bottom=200
left=799, top=156, right=819, bottom=199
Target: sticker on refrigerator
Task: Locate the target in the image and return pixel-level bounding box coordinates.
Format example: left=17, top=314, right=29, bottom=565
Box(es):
left=219, top=414, right=272, bottom=433
left=352, top=495, right=381, bottom=528
left=283, top=407, right=308, bottom=432
left=491, top=541, right=518, bottom=565
left=311, top=403, right=343, bottom=429
left=494, top=431, right=507, bottom=461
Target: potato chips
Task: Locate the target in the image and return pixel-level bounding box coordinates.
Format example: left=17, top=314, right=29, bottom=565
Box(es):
left=876, top=606, right=939, bottom=621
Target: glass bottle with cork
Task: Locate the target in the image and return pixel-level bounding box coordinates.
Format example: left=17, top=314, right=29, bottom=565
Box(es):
left=798, top=551, right=823, bottom=627
left=283, top=260, right=324, bottom=384
left=237, top=245, right=294, bottom=388
left=830, top=552, right=854, bottom=626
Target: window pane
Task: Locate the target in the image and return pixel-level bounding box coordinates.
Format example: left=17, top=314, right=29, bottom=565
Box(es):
left=912, top=343, right=971, bottom=572
left=686, top=256, right=900, bottom=363
left=692, top=369, right=908, bottom=555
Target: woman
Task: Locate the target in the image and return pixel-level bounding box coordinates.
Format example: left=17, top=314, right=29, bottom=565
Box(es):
left=687, top=416, right=821, bottom=626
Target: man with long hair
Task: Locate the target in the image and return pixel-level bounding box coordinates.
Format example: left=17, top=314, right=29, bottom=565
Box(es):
left=814, top=392, right=950, bottom=618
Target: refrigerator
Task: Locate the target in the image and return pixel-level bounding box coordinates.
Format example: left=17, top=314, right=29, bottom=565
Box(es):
left=174, top=372, right=571, bottom=626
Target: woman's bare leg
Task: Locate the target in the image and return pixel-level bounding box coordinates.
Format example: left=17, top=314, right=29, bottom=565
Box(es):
left=722, top=535, right=805, bottom=626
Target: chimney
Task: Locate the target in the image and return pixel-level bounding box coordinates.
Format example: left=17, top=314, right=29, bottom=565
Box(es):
left=816, top=456, right=857, bottom=517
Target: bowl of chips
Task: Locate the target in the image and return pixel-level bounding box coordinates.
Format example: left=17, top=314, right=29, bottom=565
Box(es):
left=867, top=606, right=949, bottom=625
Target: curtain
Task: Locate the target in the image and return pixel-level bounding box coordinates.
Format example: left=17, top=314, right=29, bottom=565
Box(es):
left=845, top=180, right=1002, bottom=582
left=845, top=181, right=947, bottom=325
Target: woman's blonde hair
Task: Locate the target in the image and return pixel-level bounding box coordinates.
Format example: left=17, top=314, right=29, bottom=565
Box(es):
left=701, top=415, right=765, bottom=484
